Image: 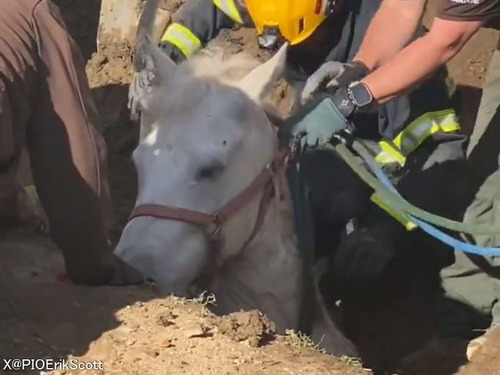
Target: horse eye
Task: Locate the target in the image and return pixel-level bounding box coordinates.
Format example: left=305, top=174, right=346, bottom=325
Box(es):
left=196, top=162, right=225, bottom=180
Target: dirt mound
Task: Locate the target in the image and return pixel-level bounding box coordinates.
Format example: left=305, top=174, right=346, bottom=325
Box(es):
left=42, top=294, right=367, bottom=375
left=217, top=310, right=276, bottom=347
left=0, top=234, right=368, bottom=375
left=45, top=298, right=367, bottom=375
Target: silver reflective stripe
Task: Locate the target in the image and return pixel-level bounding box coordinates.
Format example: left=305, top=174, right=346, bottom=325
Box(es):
left=399, top=121, right=432, bottom=155
left=161, top=23, right=201, bottom=57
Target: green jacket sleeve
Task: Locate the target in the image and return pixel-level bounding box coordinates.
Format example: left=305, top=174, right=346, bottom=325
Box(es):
left=159, top=0, right=252, bottom=63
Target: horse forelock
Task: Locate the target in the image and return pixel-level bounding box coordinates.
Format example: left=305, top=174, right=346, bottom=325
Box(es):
left=182, top=47, right=261, bottom=84
left=149, top=47, right=281, bottom=133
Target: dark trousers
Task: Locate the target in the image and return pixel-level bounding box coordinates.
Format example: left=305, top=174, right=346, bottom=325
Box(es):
left=0, top=0, right=114, bottom=285
left=436, top=53, right=500, bottom=338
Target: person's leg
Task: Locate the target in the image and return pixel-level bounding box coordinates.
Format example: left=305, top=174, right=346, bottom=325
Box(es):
left=438, top=163, right=500, bottom=358
left=26, top=0, right=142, bottom=285
left=493, top=275, right=500, bottom=326
left=441, top=162, right=500, bottom=333
left=466, top=50, right=500, bottom=157
left=463, top=250, right=500, bottom=360
left=398, top=62, right=500, bottom=365
left=0, top=147, right=23, bottom=226
left=0, top=1, right=48, bottom=229
left=437, top=252, right=495, bottom=340
left=0, top=80, right=27, bottom=227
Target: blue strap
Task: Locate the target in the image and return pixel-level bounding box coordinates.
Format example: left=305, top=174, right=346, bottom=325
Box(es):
left=356, top=142, right=500, bottom=256
left=412, top=217, right=500, bottom=256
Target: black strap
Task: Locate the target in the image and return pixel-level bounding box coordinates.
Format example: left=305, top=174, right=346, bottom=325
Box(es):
left=287, top=146, right=317, bottom=336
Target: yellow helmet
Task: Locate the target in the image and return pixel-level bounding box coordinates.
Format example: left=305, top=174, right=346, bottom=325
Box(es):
left=244, top=0, right=335, bottom=46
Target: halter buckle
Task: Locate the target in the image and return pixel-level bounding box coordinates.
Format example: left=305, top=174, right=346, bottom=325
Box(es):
left=210, top=212, right=224, bottom=243
left=265, top=161, right=277, bottom=177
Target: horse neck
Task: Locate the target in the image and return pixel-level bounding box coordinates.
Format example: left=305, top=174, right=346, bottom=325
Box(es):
left=208, top=172, right=303, bottom=326
left=249, top=198, right=296, bottom=257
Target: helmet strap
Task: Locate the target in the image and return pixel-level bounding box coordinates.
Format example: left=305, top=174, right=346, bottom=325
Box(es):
left=323, top=0, right=337, bottom=16
left=258, top=27, right=282, bottom=49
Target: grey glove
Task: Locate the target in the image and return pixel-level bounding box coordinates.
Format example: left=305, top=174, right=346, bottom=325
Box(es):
left=290, top=89, right=354, bottom=149
left=301, top=60, right=370, bottom=103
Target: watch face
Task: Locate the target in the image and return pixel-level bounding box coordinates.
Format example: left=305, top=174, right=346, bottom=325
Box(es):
left=349, top=83, right=372, bottom=107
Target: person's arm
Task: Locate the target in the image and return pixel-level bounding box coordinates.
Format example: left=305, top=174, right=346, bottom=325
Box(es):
left=300, top=0, right=429, bottom=102
left=353, top=0, right=428, bottom=70
left=160, top=0, right=251, bottom=63
left=361, top=17, right=484, bottom=104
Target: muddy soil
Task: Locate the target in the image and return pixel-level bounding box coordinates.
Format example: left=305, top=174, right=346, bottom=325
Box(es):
left=1, top=1, right=499, bottom=375
left=0, top=234, right=368, bottom=375
left=2, top=233, right=499, bottom=375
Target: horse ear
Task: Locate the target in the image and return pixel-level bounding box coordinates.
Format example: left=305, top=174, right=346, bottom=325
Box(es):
left=132, top=0, right=178, bottom=89
left=237, top=43, right=288, bottom=104
left=136, top=37, right=178, bottom=85
left=129, top=0, right=185, bottom=138
left=128, top=39, right=179, bottom=122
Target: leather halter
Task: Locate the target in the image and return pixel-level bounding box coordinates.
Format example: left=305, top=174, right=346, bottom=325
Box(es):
left=128, top=148, right=290, bottom=251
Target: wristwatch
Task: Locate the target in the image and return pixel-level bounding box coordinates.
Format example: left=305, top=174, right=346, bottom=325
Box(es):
left=347, top=81, right=373, bottom=110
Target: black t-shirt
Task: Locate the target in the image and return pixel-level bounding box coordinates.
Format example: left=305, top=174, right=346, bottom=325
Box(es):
left=437, top=0, right=500, bottom=48
left=437, top=0, right=500, bottom=22
left=437, top=0, right=500, bottom=50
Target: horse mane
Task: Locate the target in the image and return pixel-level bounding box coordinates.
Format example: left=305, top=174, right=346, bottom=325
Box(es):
left=181, top=47, right=261, bottom=84
left=172, top=47, right=286, bottom=125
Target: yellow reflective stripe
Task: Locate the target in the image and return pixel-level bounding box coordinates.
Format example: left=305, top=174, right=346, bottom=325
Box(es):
left=396, top=109, right=460, bottom=155
left=213, top=0, right=243, bottom=23
left=161, top=23, right=202, bottom=57
left=375, top=141, right=407, bottom=166
left=370, top=194, right=417, bottom=231
left=375, top=109, right=460, bottom=167
left=372, top=109, right=460, bottom=229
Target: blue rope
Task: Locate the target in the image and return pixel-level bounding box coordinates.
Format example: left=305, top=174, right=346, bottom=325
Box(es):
left=411, top=217, right=500, bottom=256
left=354, top=142, right=500, bottom=256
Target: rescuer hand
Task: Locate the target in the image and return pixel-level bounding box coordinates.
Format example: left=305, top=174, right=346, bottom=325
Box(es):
left=288, top=88, right=355, bottom=149
left=301, top=61, right=370, bottom=103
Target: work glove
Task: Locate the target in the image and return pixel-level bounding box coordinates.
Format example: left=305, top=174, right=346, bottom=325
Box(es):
left=301, top=60, right=370, bottom=103
left=284, top=88, right=356, bottom=149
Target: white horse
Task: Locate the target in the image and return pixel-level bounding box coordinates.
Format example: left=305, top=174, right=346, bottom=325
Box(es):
left=114, top=0, right=357, bottom=357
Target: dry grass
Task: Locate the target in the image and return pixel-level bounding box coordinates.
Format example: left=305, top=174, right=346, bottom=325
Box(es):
left=285, top=329, right=326, bottom=353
